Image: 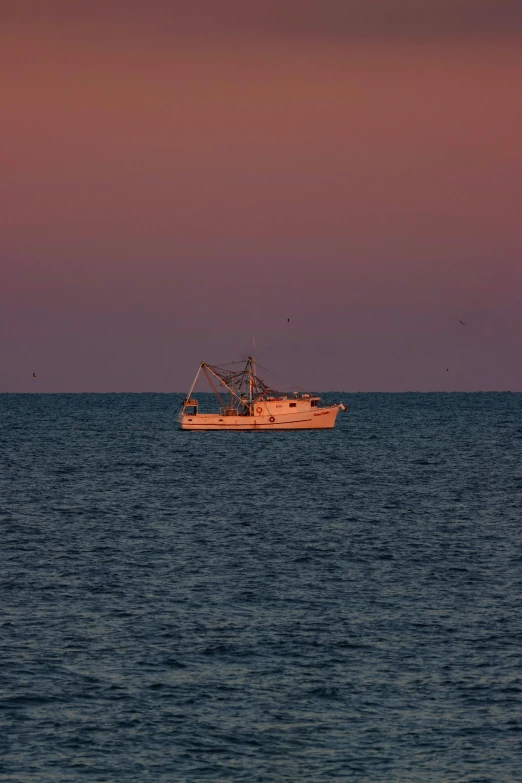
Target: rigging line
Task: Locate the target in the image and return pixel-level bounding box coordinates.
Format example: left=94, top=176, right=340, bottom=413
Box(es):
left=253, top=362, right=308, bottom=392
left=204, top=364, right=245, bottom=406
left=209, top=360, right=246, bottom=368
left=202, top=365, right=226, bottom=407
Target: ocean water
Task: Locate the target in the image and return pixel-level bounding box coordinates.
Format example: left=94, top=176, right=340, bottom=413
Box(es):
left=1, top=392, right=521, bottom=783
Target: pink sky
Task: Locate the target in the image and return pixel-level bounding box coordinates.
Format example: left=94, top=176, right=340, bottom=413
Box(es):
left=1, top=2, right=521, bottom=391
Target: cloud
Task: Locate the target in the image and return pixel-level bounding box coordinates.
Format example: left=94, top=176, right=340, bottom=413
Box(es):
left=3, top=0, right=522, bottom=41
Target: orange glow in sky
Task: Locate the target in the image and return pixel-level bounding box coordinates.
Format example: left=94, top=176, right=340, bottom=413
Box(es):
left=1, top=2, right=521, bottom=391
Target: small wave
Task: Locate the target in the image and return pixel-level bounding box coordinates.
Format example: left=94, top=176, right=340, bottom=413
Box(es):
left=308, top=685, right=343, bottom=700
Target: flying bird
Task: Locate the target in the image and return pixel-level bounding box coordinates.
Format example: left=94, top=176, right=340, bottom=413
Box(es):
left=446, top=368, right=449, bottom=372
left=287, top=318, right=290, bottom=323
left=32, top=373, right=37, bottom=378
left=459, top=320, right=467, bottom=325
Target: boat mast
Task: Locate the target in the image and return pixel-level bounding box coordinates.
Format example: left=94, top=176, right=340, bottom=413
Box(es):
left=248, top=356, right=254, bottom=403
left=252, top=337, right=257, bottom=402
left=184, top=363, right=203, bottom=402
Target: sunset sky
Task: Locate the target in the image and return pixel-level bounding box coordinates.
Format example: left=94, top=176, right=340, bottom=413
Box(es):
left=2, top=1, right=521, bottom=392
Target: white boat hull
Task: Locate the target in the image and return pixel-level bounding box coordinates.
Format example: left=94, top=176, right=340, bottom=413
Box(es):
left=178, top=404, right=341, bottom=431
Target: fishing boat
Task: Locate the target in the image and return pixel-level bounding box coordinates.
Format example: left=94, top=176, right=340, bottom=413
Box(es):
left=178, top=357, right=347, bottom=431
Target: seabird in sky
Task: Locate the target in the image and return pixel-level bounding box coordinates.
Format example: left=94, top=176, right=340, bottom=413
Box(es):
left=459, top=320, right=467, bottom=325
left=32, top=373, right=37, bottom=378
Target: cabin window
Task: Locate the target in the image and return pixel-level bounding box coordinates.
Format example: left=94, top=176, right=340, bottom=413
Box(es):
left=311, top=400, right=317, bottom=407
left=289, top=402, right=296, bottom=408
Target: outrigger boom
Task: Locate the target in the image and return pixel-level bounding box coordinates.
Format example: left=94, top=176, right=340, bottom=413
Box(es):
left=178, top=357, right=347, bottom=431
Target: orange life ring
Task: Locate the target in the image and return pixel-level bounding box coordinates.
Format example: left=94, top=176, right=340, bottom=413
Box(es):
left=256, top=406, right=263, bottom=414
left=269, top=416, right=275, bottom=423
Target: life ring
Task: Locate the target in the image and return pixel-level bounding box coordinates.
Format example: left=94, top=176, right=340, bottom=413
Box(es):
left=269, top=416, right=275, bottom=423
left=256, top=406, right=263, bottom=414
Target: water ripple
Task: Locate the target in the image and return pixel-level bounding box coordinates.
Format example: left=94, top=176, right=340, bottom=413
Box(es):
left=1, top=392, right=521, bottom=782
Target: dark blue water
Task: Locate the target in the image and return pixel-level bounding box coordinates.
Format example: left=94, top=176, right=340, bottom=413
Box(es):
left=1, top=392, right=521, bottom=782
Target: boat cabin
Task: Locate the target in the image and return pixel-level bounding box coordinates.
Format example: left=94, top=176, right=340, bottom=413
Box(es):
left=182, top=398, right=198, bottom=415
